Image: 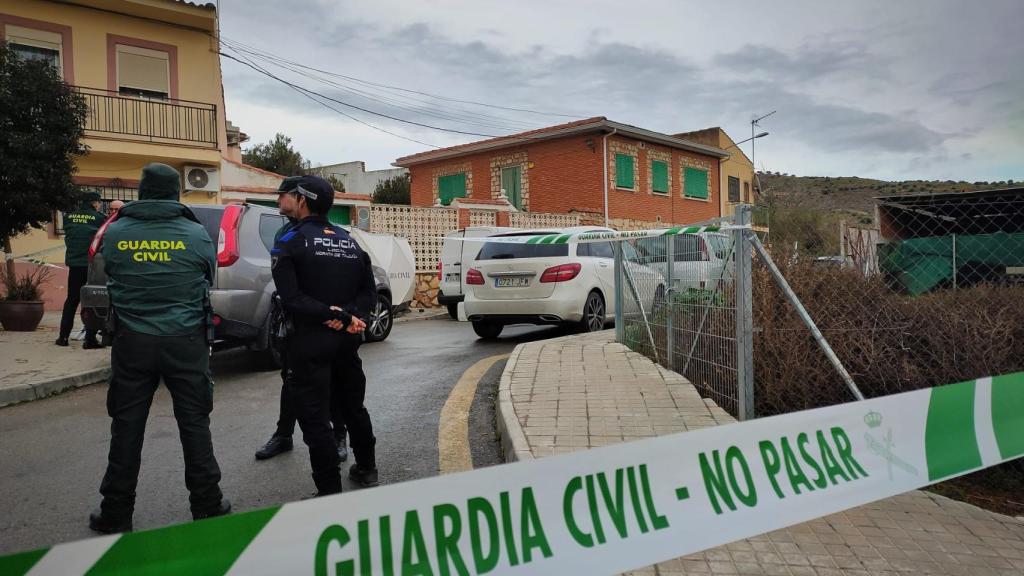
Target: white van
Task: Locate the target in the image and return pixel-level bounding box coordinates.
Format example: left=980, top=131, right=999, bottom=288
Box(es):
left=438, top=226, right=514, bottom=318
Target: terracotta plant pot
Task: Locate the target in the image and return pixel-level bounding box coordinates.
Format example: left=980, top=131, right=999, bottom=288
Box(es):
left=0, top=300, right=45, bottom=331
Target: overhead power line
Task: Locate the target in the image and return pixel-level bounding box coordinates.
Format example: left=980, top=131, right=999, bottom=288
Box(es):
left=220, top=39, right=538, bottom=132
left=221, top=50, right=501, bottom=139
left=216, top=33, right=579, bottom=120
left=220, top=49, right=443, bottom=148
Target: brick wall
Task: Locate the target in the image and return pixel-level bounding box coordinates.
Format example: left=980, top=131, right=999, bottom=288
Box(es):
left=407, top=132, right=721, bottom=225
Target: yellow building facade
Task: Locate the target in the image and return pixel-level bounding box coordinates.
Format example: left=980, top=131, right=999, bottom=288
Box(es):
left=2, top=0, right=226, bottom=263
left=674, top=127, right=756, bottom=219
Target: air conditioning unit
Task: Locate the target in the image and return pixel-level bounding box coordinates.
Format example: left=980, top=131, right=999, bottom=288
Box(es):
left=183, top=165, right=220, bottom=195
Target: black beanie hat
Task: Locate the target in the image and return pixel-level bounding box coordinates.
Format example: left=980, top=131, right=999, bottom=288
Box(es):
left=138, top=163, right=181, bottom=201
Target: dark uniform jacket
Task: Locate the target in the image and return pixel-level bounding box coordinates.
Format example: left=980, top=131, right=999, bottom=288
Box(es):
left=100, top=200, right=216, bottom=336
left=271, top=216, right=375, bottom=328
left=63, top=205, right=105, bottom=267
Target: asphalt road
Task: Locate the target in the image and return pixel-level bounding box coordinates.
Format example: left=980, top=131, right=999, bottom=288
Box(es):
left=0, top=316, right=566, bottom=555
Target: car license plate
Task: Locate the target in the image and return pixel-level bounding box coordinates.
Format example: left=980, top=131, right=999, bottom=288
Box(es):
left=495, top=277, right=530, bottom=288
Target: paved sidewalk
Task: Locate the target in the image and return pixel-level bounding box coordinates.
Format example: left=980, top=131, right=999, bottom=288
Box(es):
left=0, top=311, right=110, bottom=407
left=497, top=331, right=1024, bottom=576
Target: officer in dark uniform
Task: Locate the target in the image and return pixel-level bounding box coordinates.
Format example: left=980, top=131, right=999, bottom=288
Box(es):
left=57, top=190, right=105, bottom=348
left=255, top=195, right=348, bottom=463
left=89, top=163, right=230, bottom=533
left=271, top=175, right=378, bottom=496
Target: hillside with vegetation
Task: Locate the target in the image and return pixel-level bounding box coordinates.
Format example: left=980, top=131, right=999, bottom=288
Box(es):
left=752, top=173, right=1019, bottom=255
left=757, top=172, right=1017, bottom=214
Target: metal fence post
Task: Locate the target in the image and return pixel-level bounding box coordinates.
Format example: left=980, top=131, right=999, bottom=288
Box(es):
left=734, top=205, right=755, bottom=420
left=614, top=242, right=624, bottom=343
left=665, top=235, right=674, bottom=370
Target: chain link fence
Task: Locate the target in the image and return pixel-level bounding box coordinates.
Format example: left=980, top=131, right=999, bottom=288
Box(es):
left=616, top=189, right=1023, bottom=422
left=753, top=188, right=1024, bottom=416
left=615, top=216, right=743, bottom=416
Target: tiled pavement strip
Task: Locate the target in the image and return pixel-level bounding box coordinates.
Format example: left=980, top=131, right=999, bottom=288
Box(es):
left=497, top=331, right=1024, bottom=576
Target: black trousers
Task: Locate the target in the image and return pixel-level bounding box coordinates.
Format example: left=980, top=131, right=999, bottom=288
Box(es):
left=274, top=350, right=346, bottom=440
left=99, top=329, right=223, bottom=517
left=59, top=266, right=97, bottom=341
left=287, top=328, right=375, bottom=493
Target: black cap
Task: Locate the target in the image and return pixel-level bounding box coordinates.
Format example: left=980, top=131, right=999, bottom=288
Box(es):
left=277, top=175, right=334, bottom=214
left=82, top=190, right=102, bottom=202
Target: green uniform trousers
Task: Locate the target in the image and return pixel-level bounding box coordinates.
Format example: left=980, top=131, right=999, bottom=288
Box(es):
left=99, top=328, right=223, bottom=518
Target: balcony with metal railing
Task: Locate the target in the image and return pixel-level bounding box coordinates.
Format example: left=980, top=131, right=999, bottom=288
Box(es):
left=76, top=87, right=218, bottom=148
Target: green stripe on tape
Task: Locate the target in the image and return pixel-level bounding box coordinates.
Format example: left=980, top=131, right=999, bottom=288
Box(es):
left=526, top=236, right=542, bottom=245
left=665, top=226, right=683, bottom=236
left=992, top=373, right=1024, bottom=460
left=0, top=548, right=48, bottom=576
left=86, top=506, right=280, bottom=575
left=925, top=380, right=982, bottom=481
left=539, top=235, right=556, bottom=245
left=555, top=234, right=572, bottom=244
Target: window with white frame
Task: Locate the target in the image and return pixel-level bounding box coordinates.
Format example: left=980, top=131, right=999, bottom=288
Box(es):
left=116, top=44, right=170, bottom=99
left=5, top=25, right=62, bottom=76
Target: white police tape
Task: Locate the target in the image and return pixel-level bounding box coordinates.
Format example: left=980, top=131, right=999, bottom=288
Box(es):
left=5, top=373, right=1022, bottom=575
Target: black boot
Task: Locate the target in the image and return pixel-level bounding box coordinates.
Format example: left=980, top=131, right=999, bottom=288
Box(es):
left=255, top=435, right=293, bottom=460
left=348, top=464, right=379, bottom=488
left=312, top=472, right=342, bottom=497
left=55, top=337, right=69, bottom=347
left=336, top=434, right=348, bottom=463
left=83, top=338, right=104, bottom=349
left=193, top=499, right=232, bottom=521
left=89, top=508, right=132, bottom=534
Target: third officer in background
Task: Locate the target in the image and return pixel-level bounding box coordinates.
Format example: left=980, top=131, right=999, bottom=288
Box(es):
left=271, top=175, right=378, bottom=496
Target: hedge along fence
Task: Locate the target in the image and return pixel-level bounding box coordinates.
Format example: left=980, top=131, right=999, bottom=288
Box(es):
left=751, top=257, right=1024, bottom=485
left=752, top=257, right=1024, bottom=412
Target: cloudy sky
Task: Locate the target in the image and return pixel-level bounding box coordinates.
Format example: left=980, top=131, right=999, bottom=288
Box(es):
left=219, top=0, right=1023, bottom=182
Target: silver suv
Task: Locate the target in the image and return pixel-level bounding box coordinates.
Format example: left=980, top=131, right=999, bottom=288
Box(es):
left=81, top=203, right=394, bottom=368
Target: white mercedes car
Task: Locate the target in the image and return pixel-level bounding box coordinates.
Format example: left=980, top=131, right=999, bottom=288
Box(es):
left=463, top=227, right=665, bottom=339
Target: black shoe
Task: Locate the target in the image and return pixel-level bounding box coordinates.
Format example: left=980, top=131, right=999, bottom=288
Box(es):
left=55, top=337, right=69, bottom=347
left=348, top=464, right=379, bottom=487
left=336, top=436, right=348, bottom=463
left=83, top=339, right=104, bottom=350
left=89, top=508, right=132, bottom=534
left=193, top=499, right=231, bottom=521
left=255, top=435, right=292, bottom=460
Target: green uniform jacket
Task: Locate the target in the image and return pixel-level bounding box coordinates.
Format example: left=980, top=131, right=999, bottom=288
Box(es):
left=101, top=200, right=216, bottom=336
left=63, top=205, right=105, bottom=267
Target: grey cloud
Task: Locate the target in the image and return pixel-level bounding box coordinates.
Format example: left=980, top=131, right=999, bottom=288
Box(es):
left=225, top=15, right=950, bottom=161
left=713, top=41, right=888, bottom=82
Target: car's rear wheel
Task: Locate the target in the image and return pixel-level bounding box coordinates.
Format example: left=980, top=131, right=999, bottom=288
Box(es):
left=472, top=320, right=503, bottom=340
left=579, top=291, right=606, bottom=333
left=365, top=292, right=393, bottom=342
left=263, top=304, right=285, bottom=370
left=446, top=303, right=458, bottom=319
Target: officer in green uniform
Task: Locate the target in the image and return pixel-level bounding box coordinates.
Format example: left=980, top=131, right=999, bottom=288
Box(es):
left=89, top=163, right=230, bottom=534
left=57, top=190, right=105, bottom=348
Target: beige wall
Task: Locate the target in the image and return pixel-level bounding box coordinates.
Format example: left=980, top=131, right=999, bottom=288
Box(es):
left=3, top=0, right=225, bottom=264
left=717, top=131, right=755, bottom=219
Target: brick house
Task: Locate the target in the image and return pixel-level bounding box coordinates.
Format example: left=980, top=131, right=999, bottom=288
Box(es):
left=393, top=117, right=730, bottom=227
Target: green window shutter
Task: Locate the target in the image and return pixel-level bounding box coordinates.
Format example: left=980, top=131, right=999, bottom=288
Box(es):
left=684, top=167, right=708, bottom=199
left=438, top=173, right=467, bottom=205
left=615, top=154, right=634, bottom=189
left=652, top=160, right=669, bottom=193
